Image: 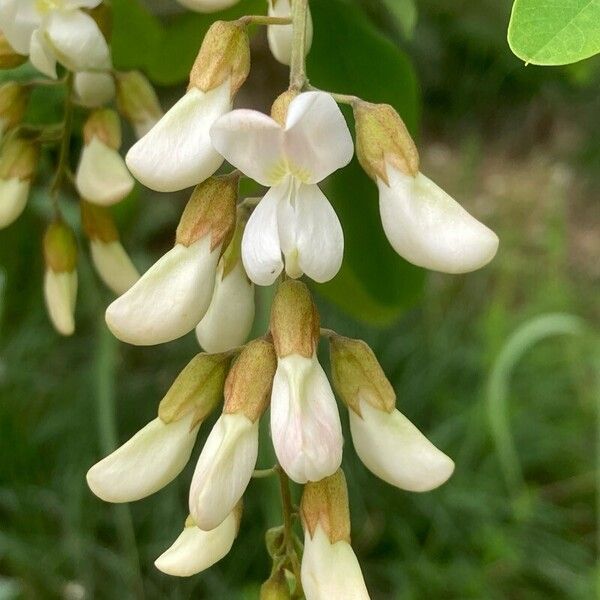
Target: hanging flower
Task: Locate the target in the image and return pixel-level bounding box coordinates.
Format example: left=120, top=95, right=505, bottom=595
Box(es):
left=0, top=0, right=110, bottom=79
left=267, top=0, right=313, bottom=66
left=210, top=90, right=353, bottom=285
left=126, top=21, right=250, bottom=192
left=73, top=71, right=115, bottom=108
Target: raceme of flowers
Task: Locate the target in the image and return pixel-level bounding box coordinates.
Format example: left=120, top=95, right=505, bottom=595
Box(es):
left=0, top=0, right=500, bottom=597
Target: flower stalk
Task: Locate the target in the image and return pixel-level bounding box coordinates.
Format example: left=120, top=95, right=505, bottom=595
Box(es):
left=290, top=0, right=310, bottom=90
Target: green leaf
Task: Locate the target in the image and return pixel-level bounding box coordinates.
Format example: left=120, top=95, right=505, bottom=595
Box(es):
left=508, top=0, right=600, bottom=65
left=307, top=0, right=424, bottom=326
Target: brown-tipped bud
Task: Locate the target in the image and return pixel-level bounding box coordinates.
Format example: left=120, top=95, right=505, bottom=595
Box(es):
left=0, top=35, right=27, bottom=69
left=300, top=469, right=351, bottom=544
left=354, top=101, right=419, bottom=184
left=260, top=571, right=291, bottom=600
left=0, top=137, right=38, bottom=181
left=43, top=220, right=78, bottom=273
left=80, top=201, right=119, bottom=244
left=115, top=71, right=163, bottom=137
left=0, top=82, right=28, bottom=131
left=270, top=280, right=320, bottom=359
left=223, top=339, right=277, bottom=422
left=175, top=176, right=238, bottom=250
left=158, top=352, right=232, bottom=427
left=189, top=21, right=250, bottom=97
left=83, top=108, right=122, bottom=149
left=270, top=89, right=298, bottom=127
left=329, top=334, right=396, bottom=416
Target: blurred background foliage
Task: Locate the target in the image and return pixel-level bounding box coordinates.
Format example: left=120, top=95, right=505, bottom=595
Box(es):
left=0, top=0, right=599, bottom=598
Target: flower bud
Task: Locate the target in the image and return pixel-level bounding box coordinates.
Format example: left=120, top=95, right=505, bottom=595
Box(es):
left=270, top=89, right=298, bottom=127
left=158, top=352, right=232, bottom=426
left=74, top=71, right=116, bottom=108
left=0, top=34, right=27, bottom=69
left=0, top=137, right=38, bottom=229
left=76, top=109, right=134, bottom=206
left=189, top=341, right=276, bottom=530
left=261, top=571, right=291, bottom=600
left=105, top=178, right=236, bottom=345
left=0, top=82, right=28, bottom=138
left=43, top=220, right=78, bottom=336
left=155, top=505, right=242, bottom=577
left=329, top=334, right=395, bottom=415
left=80, top=201, right=139, bottom=295
left=176, top=0, right=239, bottom=13
left=267, top=0, right=313, bottom=66
left=270, top=280, right=320, bottom=359
left=115, top=71, right=163, bottom=138
left=189, top=21, right=250, bottom=97
left=87, top=411, right=200, bottom=503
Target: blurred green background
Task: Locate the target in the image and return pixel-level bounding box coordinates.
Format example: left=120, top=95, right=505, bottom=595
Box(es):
left=0, top=0, right=599, bottom=598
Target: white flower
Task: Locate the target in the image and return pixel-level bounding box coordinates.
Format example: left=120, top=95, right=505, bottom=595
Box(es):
left=349, top=396, right=455, bottom=492
left=195, top=260, right=255, bottom=353
left=90, top=239, right=140, bottom=296
left=126, top=82, right=230, bottom=192
left=76, top=136, right=134, bottom=206
left=44, top=269, right=77, bottom=336
left=189, top=413, right=258, bottom=530
left=105, top=235, right=221, bottom=346
left=301, top=524, right=370, bottom=600
left=271, top=354, right=343, bottom=483
left=0, top=177, right=30, bottom=229
left=267, top=0, right=313, bottom=66
left=86, top=412, right=200, bottom=503
left=210, top=91, right=353, bottom=285
left=155, top=511, right=239, bottom=577
left=0, top=0, right=110, bottom=79
left=378, top=166, right=499, bottom=274
left=74, top=71, right=115, bottom=108
left=176, top=0, right=240, bottom=11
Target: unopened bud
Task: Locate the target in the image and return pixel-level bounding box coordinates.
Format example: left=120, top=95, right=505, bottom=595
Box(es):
left=83, top=109, right=122, bottom=150
left=329, top=334, right=395, bottom=416
left=260, top=571, right=291, bottom=600
left=270, top=280, right=320, bottom=359
left=115, top=71, right=163, bottom=138
left=80, top=201, right=118, bottom=243
left=0, top=137, right=38, bottom=181
left=189, top=21, right=250, bottom=96
left=270, top=89, right=298, bottom=127
left=354, top=101, right=419, bottom=184
left=176, top=176, right=237, bottom=250
left=158, top=352, right=232, bottom=426
left=0, top=82, right=27, bottom=133
left=43, top=220, right=77, bottom=274
left=223, top=339, right=277, bottom=422
left=0, top=35, right=27, bottom=69
left=300, top=469, right=351, bottom=544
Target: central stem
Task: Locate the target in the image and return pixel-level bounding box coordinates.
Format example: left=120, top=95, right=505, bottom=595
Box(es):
left=289, top=0, right=309, bottom=90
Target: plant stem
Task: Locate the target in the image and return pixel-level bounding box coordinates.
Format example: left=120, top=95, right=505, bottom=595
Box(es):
left=239, top=15, right=292, bottom=26
left=289, top=0, right=309, bottom=90
left=305, top=83, right=360, bottom=106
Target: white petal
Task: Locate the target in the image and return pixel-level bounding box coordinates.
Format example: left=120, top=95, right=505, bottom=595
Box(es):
left=155, top=512, right=237, bottom=577
left=76, top=137, right=134, bottom=206
left=241, top=184, right=284, bottom=286
left=301, top=525, right=370, bottom=600
left=210, top=109, right=285, bottom=187
left=74, top=71, right=116, bottom=108
left=349, top=397, right=455, bottom=492
left=378, top=168, right=499, bottom=274
left=189, top=413, right=257, bottom=531
left=44, top=10, right=110, bottom=72
left=271, top=354, right=342, bottom=484
left=90, top=240, right=140, bottom=296
left=267, top=0, right=313, bottom=66
left=86, top=413, right=199, bottom=503
left=126, top=84, right=229, bottom=192
left=277, top=182, right=343, bottom=283
left=29, top=28, right=57, bottom=79
left=284, top=92, right=354, bottom=184
left=64, top=0, right=103, bottom=8
left=44, top=269, right=77, bottom=336
left=0, top=0, right=39, bottom=55
left=0, top=178, right=29, bottom=229
left=176, top=0, right=240, bottom=12
left=105, top=237, right=219, bottom=346
left=196, top=261, right=254, bottom=353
